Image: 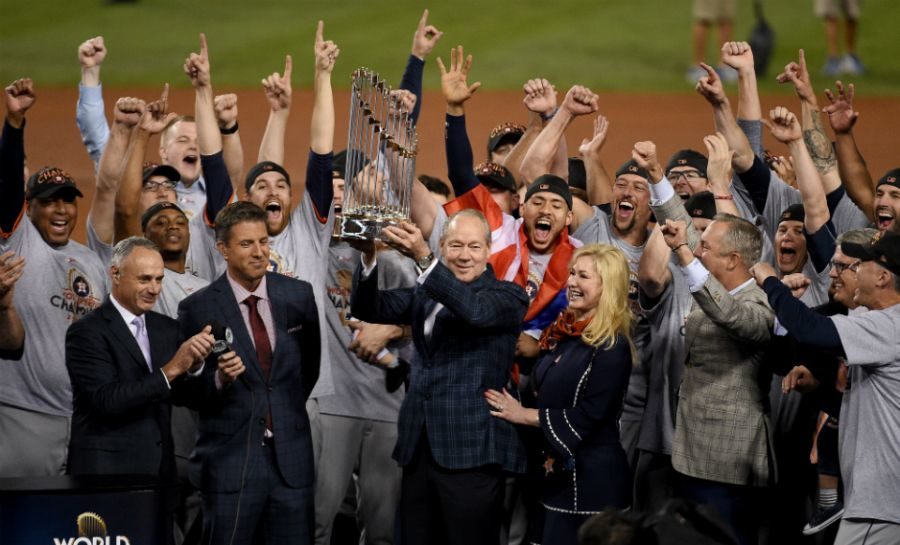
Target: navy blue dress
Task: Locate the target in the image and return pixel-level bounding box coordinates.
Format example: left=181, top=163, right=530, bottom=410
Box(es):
left=533, top=333, right=633, bottom=545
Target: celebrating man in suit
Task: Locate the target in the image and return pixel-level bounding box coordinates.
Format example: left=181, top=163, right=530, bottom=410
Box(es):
left=177, top=201, right=321, bottom=545
left=635, top=140, right=775, bottom=545
left=350, top=209, right=529, bottom=545
left=65, top=237, right=217, bottom=479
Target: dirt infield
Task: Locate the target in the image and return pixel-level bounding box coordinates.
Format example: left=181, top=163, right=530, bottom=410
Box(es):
left=19, top=87, right=900, bottom=244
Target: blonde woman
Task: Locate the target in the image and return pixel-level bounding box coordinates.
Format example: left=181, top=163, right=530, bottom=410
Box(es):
left=485, top=244, right=635, bottom=545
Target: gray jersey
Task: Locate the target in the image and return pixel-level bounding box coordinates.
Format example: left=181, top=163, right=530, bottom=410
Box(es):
left=266, top=196, right=336, bottom=398
left=86, top=219, right=112, bottom=266
left=832, top=304, right=900, bottom=524
left=154, top=268, right=209, bottom=319
left=574, top=207, right=650, bottom=424
left=637, top=264, right=691, bottom=455
left=0, top=220, right=108, bottom=416
left=175, top=176, right=207, bottom=221
left=832, top=190, right=870, bottom=232
left=798, top=259, right=831, bottom=307
left=183, top=213, right=221, bottom=282
left=316, top=242, right=415, bottom=422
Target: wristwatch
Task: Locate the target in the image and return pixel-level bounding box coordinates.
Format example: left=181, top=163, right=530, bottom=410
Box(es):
left=416, top=253, right=435, bottom=271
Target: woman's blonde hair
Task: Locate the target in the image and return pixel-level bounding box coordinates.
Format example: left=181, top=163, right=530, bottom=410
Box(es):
left=571, top=244, right=636, bottom=362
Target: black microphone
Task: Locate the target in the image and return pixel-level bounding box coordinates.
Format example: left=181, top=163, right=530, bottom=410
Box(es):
left=207, top=319, right=250, bottom=389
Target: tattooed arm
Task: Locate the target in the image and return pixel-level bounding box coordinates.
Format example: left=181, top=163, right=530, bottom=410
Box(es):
left=777, top=50, right=840, bottom=193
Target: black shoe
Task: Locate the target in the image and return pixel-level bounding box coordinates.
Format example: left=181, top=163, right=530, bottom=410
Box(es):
left=802, top=501, right=844, bottom=535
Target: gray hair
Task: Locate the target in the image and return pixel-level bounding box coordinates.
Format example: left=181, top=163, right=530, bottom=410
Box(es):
left=713, top=213, right=762, bottom=265
left=836, top=228, right=878, bottom=247
left=110, top=236, right=159, bottom=268
left=440, top=208, right=492, bottom=246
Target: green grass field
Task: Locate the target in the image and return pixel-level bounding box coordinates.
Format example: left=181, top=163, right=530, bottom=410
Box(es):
left=2, top=0, right=898, bottom=94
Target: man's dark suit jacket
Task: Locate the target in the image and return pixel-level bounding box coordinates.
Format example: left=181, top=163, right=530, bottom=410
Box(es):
left=351, top=262, right=528, bottom=473
left=66, top=298, right=189, bottom=478
left=177, top=272, right=320, bottom=493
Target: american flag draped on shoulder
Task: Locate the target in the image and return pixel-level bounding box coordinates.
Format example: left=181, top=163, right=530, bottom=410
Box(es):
left=443, top=184, right=580, bottom=333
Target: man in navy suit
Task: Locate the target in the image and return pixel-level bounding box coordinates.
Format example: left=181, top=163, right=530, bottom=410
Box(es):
left=66, top=237, right=216, bottom=478
left=351, top=209, right=528, bottom=545
left=178, top=201, right=320, bottom=545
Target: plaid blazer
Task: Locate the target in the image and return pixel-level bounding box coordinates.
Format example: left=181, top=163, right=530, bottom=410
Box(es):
left=177, top=272, right=321, bottom=493
left=351, top=262, right=528, bottom=473
left=652, top=193, right=776, bottom=487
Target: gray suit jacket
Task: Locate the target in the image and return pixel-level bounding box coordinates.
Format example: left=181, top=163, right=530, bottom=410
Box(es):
left=653, top=193, right=776, bottom=487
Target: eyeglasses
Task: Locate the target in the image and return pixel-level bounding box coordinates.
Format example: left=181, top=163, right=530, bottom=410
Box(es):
left=668, top=170, right=705, bottom=182
left=143, top=180, right=177, bottom=193
left=830, top=259, right=861, bottom=274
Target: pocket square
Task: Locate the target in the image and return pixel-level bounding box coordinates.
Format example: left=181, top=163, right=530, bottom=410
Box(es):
left=287, top=325, right=303, bottom=333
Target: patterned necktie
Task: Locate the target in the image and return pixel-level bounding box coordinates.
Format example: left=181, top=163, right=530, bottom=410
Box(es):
left=243, top=295, right=273, bottom=431
left=131, top=316, right=152, bottom=372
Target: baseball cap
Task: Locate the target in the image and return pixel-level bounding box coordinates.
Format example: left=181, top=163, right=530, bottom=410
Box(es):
left=487, top=122, right=526, bottom=155
left=615, top=159, right=651, bottom=182
left=778, top=203, right=805, bottom=226
left=666, top=149, right=708, bottom=177
left=142, top=164, right=181, bottom=186
left=842, top=230, right=900, bottom=276
left=475, top=162, right=516, bottom=193
left=332, top=150, right=347, bottom=179
left=524, top=174, right=573, bottom=210
left=245, top=161, right=291, bottom=193
left=141, top=202, right=188, bottom=232
left=26, top=167, right=83, bottom=200
left=876, top=167, right=900, bottom=189
left=684, top=191, right=717, bottom=220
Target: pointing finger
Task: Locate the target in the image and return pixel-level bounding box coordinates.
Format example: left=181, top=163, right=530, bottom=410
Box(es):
left=283, top=54, right=293, bottom=80
left=315, top=20, right=324, bottom=45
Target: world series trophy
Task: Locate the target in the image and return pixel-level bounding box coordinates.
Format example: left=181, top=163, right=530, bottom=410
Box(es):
left=340, top=68, right=418, bottom=240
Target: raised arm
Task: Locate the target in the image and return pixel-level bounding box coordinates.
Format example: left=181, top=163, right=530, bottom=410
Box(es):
left=637, top=226, right=673, bottom=300
left=403, top=9, right=443, bottom=124
left=258, top=55, right=292, bottom=164
left=704, top=133, right=740, bottom=216
left=578, top=114, right=613, bottom=207
left=76, top=36, right=110, bottom=167
left=695, top=63, right=754, bottom=173
left=764, top=107, right=829, bottom=233
left=823, top=81, right=874, bottom=220
left=520, top=85, right=598, bottom=185
left=115, top=86, right=177, bottom=240
left=721, top=41, right=761, bottom=123
left=776, top=49, right=840, bottom=194
left=438, top=45, right=482, bottom=196
left=522, top=78, right=567, bottom=180
left=214, top=93, right=243, bottom=193
left=306, top=21, right=338, bottom=218
left=91, top=96, right=144, bottom=245
left=311, top=21, right=337, bottom=156
left=184, top=34, right=232, bottom=223
left=1, top=78, right=35, bottom=235
left=0, top=252, right=25, bottom=357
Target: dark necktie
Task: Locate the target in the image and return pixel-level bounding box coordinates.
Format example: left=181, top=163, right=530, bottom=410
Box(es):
left=243, top=295, right=273, bottom=430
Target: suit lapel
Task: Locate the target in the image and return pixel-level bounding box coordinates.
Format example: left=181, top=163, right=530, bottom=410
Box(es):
left=413, top=287, right=435, bottom=356
left=146, top=313, right=168, bottom=371
left=101, top=300, right=149, bottom=373
left=268, top=275, right=288, bottom=375
left=210, top=275, right=265, bottom=383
